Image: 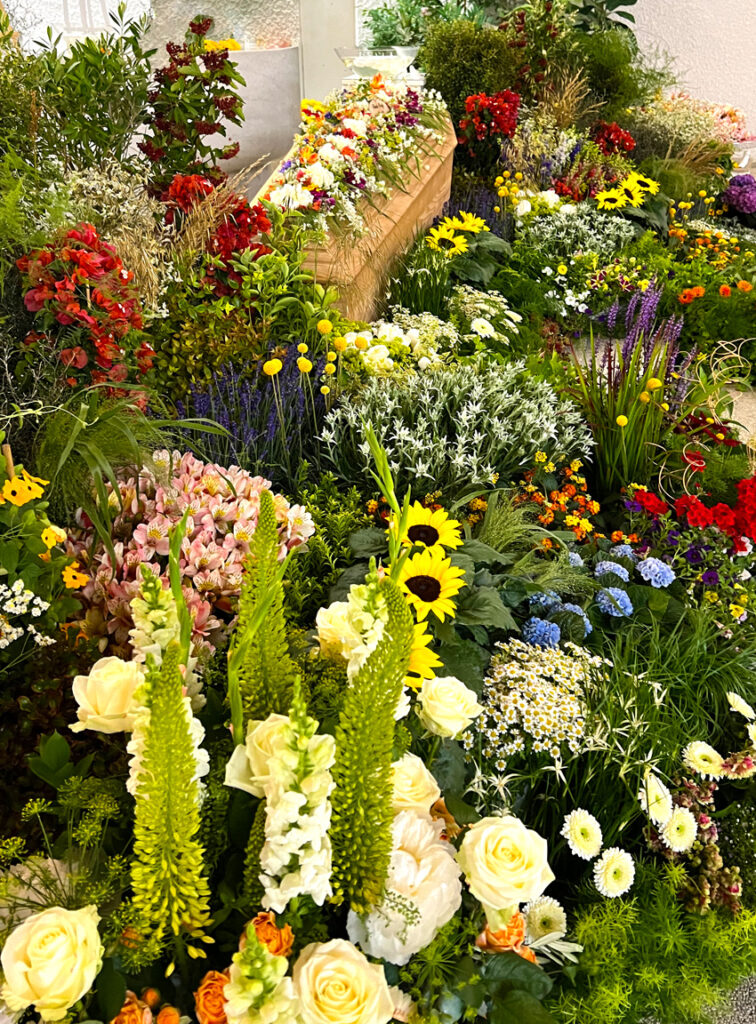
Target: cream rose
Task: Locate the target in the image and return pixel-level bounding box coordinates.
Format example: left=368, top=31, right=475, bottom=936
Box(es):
left=417, top=676, right=483, bottom=738
left=391, top=753, right=440, bottom=815
left=0, top=905, right=102, bottom=1021
left=293, top=939, right=393, bottom=1024
left=224, top=714, right=291, bottom=798
left=457, top=816, right=554, bottom=927
left=71, top=657, right=143, bottom=734
left=315, top=602, right=361, bottom=663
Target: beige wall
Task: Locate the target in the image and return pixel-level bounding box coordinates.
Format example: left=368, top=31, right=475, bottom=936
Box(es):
left=633, top=0, right=756, bottom=134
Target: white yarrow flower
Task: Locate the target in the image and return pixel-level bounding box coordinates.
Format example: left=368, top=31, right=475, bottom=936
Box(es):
left=593, top=847, right=635, bottom=898
left=560, top=809, right=602, bottom=860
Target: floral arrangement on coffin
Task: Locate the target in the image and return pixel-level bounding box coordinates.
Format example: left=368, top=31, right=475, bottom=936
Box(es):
left=15, top=224, right=153, bottom=397
left=0, top=461, right=579, bottom=1024
left=66, top=450, right=314, bottom=663
left=262, top=76, right=449, bottom=236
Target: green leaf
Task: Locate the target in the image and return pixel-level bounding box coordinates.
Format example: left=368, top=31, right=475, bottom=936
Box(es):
left=484, top=951, right=554, bottom=1000
left=489, top=990, right=555, bottom=1024
left=431, top=738, right=466, bottom=793
left=455, top=586, right=517, bottom=630
left=40, top=731, right=71, bottom=771
left=459, top=539, right=511, bottom=565
left=349, top=527, right=388, bottom=558
left=94, top=958, right=127, bottom=1021
left=439, top=638, right=488, bottom=692
left=444, top=790, right=481, bottom=825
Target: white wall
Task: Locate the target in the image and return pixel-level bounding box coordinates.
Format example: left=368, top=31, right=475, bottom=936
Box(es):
left=633, top=0, right=756, bottom=134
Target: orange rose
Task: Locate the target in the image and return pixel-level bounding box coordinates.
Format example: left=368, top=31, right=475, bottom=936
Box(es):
left=141, top=990, right=161, bottom=1010
left=194, top=970, right=229, bottom=1024
left=252, top=911, right=294, bottom=957
left=110, top=992, right=152, bottom=1024
left=156, top=1008, right=180, bottom=1024
left=475, top=911, right=526, bottom=953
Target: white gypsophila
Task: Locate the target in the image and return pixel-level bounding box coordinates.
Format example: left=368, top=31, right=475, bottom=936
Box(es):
left=593, top=847, right=635, bottom=898
left=638, top=773, right=674, bottom=826
left=661, top=806, right=698, bottom=853
left=258, top=713, right=336, bottom=914
left=727, top=691, right=756, bottom=720
left=523, top=896, right=568, bottom=942
left=560, top=809, right=603, bottom=860
left=0, top=581, right=54, bottom=650
left=346, top=811, right=462, bottom=965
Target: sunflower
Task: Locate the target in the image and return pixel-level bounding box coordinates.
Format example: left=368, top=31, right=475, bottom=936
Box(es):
left=405, top=621, right=443, bottom=689
left=595, top=188, right=627, bottom=211
left=426, top=223, right=469, bottom=258
left=446, top=211, right=487, bottom=234
left=399, top=502, right=463, bottom=553
left=625, top=171, right=660, bottom=195
left=617, top=178, right=645, bottom=207
left=398, top=547, right=467, bottom=621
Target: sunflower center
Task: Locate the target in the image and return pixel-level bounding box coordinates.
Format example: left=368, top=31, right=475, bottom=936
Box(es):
left=407, top=524, right=440, bottom=547
left=405, top=574, right=442, bottom=603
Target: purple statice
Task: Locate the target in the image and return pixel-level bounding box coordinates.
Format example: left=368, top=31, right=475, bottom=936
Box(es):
left=721, top=174, right=756, bottom=216
left=523, top=617, right=561, bottom=648
left=636, top=557, right=675, bottom=588
left=594, top=560, right=630, bottom=582
left=596, top=587, right=634, bottom=617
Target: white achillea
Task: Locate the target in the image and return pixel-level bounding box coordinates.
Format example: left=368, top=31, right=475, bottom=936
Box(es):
left=638, top=772, right=673, bottom=826
left=448, top=285, right=522, bottom=349
left=593, top=847, right=635, bottom=898
left=0, top=580, right=55, bottom=650
left=661, top=807, right=698, bottom=853
left=560, top=809, right=603, bottom=860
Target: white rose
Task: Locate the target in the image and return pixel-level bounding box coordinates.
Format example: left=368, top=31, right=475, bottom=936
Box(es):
left=316, top=601, right=362, bottom=662
left=293, top=938, right=394, bottom=1024
left=515, top=199, right=532, bottom=216
left=457, top=816, right=554, bottom=927
left=224, top=714, right=291, bottom=798
left=362, top=344, right=393, bottom=374
left=0, top=905, right=102, bottom=1021
left=269, top=182, right=313, bottom=210
left=391, top=753, right=440, bottom=814
left=341, top=117, right=368, bottom=137
left=347, top=811, right=462, bottom=964
left=71, top=657, right=143, bottom=733
left=417, top=676, right=483, bottom=738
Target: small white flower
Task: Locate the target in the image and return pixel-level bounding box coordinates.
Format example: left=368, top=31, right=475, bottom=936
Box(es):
left=593, top=847, right=635, bottom=898
left=638, top=773, right=673, bottom=826
left=561, top=809, right=602, bottom=860
left=661, top=806, right=698, bottom=853
left=523, top=896, right=567, bottom=941
left=470, top=317, right=495, bottom=338
left=682, top=740, right=725, bottom=779
left=727, top=691, right=756, bottom=720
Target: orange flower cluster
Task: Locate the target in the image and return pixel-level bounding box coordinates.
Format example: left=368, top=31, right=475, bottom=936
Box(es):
left=516, top=459, right=601, bottom=543
left=475, top=910, right=537, bottom=963
left=678, top=285, right=705, bottom=304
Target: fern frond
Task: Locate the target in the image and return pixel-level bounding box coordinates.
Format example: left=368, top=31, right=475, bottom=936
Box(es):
left=329, top=578, right=414, bottom=913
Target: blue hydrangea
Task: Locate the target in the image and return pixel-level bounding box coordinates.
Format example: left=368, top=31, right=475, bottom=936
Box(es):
left=596, top=587, right=634, bottom=618
left=529, top=590, right=561, bottom=612
left=637, top=557, right=676, bottom=589
left=594, top=560, right=630, bottom=583
left=522, top=617, right=561, bottom=648
left=559, top=602, right=593, bottom=637
left=568, top=551, right=584, bottom=568
left=609, top=543, right=637, bottom=562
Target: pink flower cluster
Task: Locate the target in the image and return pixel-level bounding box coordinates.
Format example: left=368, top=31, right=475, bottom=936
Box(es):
left=68, top=451, right=314, bottom=659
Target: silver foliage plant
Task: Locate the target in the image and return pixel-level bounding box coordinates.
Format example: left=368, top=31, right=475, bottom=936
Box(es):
left=320, top=361, right=593, bottom=499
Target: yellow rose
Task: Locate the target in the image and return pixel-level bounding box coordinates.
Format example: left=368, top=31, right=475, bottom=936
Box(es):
left=224, top=714, right=291, bottom=798
left=71, top=657, right=143, bottom=734
left=391, top=752, right=440, bottom=815
left=457, top=816, right=554, bottom=928
left=418, top=676, right=483, bottom=738
left=293, top=939, right=394, bottom=1024
left=1, top=905, right=102, bottom=1021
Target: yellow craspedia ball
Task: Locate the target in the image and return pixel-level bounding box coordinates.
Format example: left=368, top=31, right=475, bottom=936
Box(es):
left=297, top=357, right=313, bottom=373
left=639, top=391, right=651, bottom=404
left=333, top=337, right=347, bottom=352
left=326, top=351, right=337, bottom=362
left=297, top=342, right=309, bottom=354
left=646, top=377, right=663, bottom=391
left=324, top=363, right=336, bottom=375
left=355, top=336, right=369, bottom=351
left=263, top=358, right=283, bottom=376
left=320, top=385, right=330, bottom=395
left=317, top=319, right=333, bottom=335
left=616, top=415, right=628, bottom=427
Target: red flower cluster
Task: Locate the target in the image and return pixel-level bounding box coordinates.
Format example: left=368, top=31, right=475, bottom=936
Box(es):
left=676, top=412, right=740, bottom=448
left=674, top=480, right=756, bottom=546
left=633, top=489, right=669, bottom=517
left=16, top=223, right=152, bottom=395
left=458, top=90, right=520, bottom=154
left=202, top=192, right=272, bottom=297
left=161, top=173, right=215, bottom=224
left=590, top=120, right=636, bottom=156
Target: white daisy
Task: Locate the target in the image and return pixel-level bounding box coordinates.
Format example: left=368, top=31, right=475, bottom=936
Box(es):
left=727, top=691, right=756, bottom=721
left=560, top=808, right=602, bottom=860
left=638, top=773, right=673, bottom=826
left=661, top=806, right=698, bottom=853
left=470, top=317, right=495, bottom=338
left=593, top=847, right=635, bottom=898
left=524, top=896, right=567, bottom=942
left=682, top=741, right=725, bottom=779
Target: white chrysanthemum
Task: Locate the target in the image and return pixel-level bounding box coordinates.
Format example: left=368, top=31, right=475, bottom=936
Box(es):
left=523, top=896, right=567, bottom=942
left=748, top=723, right=756, bottom=747
left=638, top=773, right=673, bottom=826
left=661, top=806, right=698, bottom=853
left=727, top=691, right=756, bottom=720
left=593, top=847, right=635, bottom=898
left=470, top=317, right=495, bottom=338
left=682, top=741, right=725, bottom=779
left=560, top=809, right=602, bottom=860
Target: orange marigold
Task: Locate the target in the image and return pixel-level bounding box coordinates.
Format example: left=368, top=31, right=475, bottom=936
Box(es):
left=738, top=280, right=753, bottom=293
left=719, top=284, right=732, bottom=298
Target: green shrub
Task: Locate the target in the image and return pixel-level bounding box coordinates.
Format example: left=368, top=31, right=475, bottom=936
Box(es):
left=719, top=802, right=756, bottom=910
left=576, top=27, right=671, bottom=117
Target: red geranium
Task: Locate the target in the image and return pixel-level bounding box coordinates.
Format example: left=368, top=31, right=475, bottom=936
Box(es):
left=590, top=120, right=636, bottom=156
left=634, top=489, right=669, bottom=517
left=458, top=90, right=520, bottom=159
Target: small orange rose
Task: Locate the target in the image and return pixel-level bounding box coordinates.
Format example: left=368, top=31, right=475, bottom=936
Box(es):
left=141, top=989, right=161, bottom=1010
left=252, top=911, right=294, bottom=957
left=475, top=911, right=527, bottom=953
left=194, top=970, right=229, bottom=1024
left=110, top=992, right=152, bottom=1024
left=156, top=1007, right=181, bottom=1024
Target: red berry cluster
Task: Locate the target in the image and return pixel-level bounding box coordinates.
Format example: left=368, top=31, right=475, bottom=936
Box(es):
left=590, top=120, right=637, bottom=156
left=457, top=90, right=520, bottom=156
left=499, top=1, right=556, bottom=92
left=16, top=224, right=152, bottom=396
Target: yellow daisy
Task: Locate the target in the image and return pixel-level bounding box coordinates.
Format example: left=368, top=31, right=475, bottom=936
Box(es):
left=398, top=547, right=467, bottom=622
left=405, top=621, right=443, bottom=689
left=595, top=189, right=627, bottom=212
left=398, top=502, right=463, bottom=553
left=426, top=224, right=469, bottom=258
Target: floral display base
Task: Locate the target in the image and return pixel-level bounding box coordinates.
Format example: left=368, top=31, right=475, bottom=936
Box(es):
left=302, top=118, right=457, bottom=322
